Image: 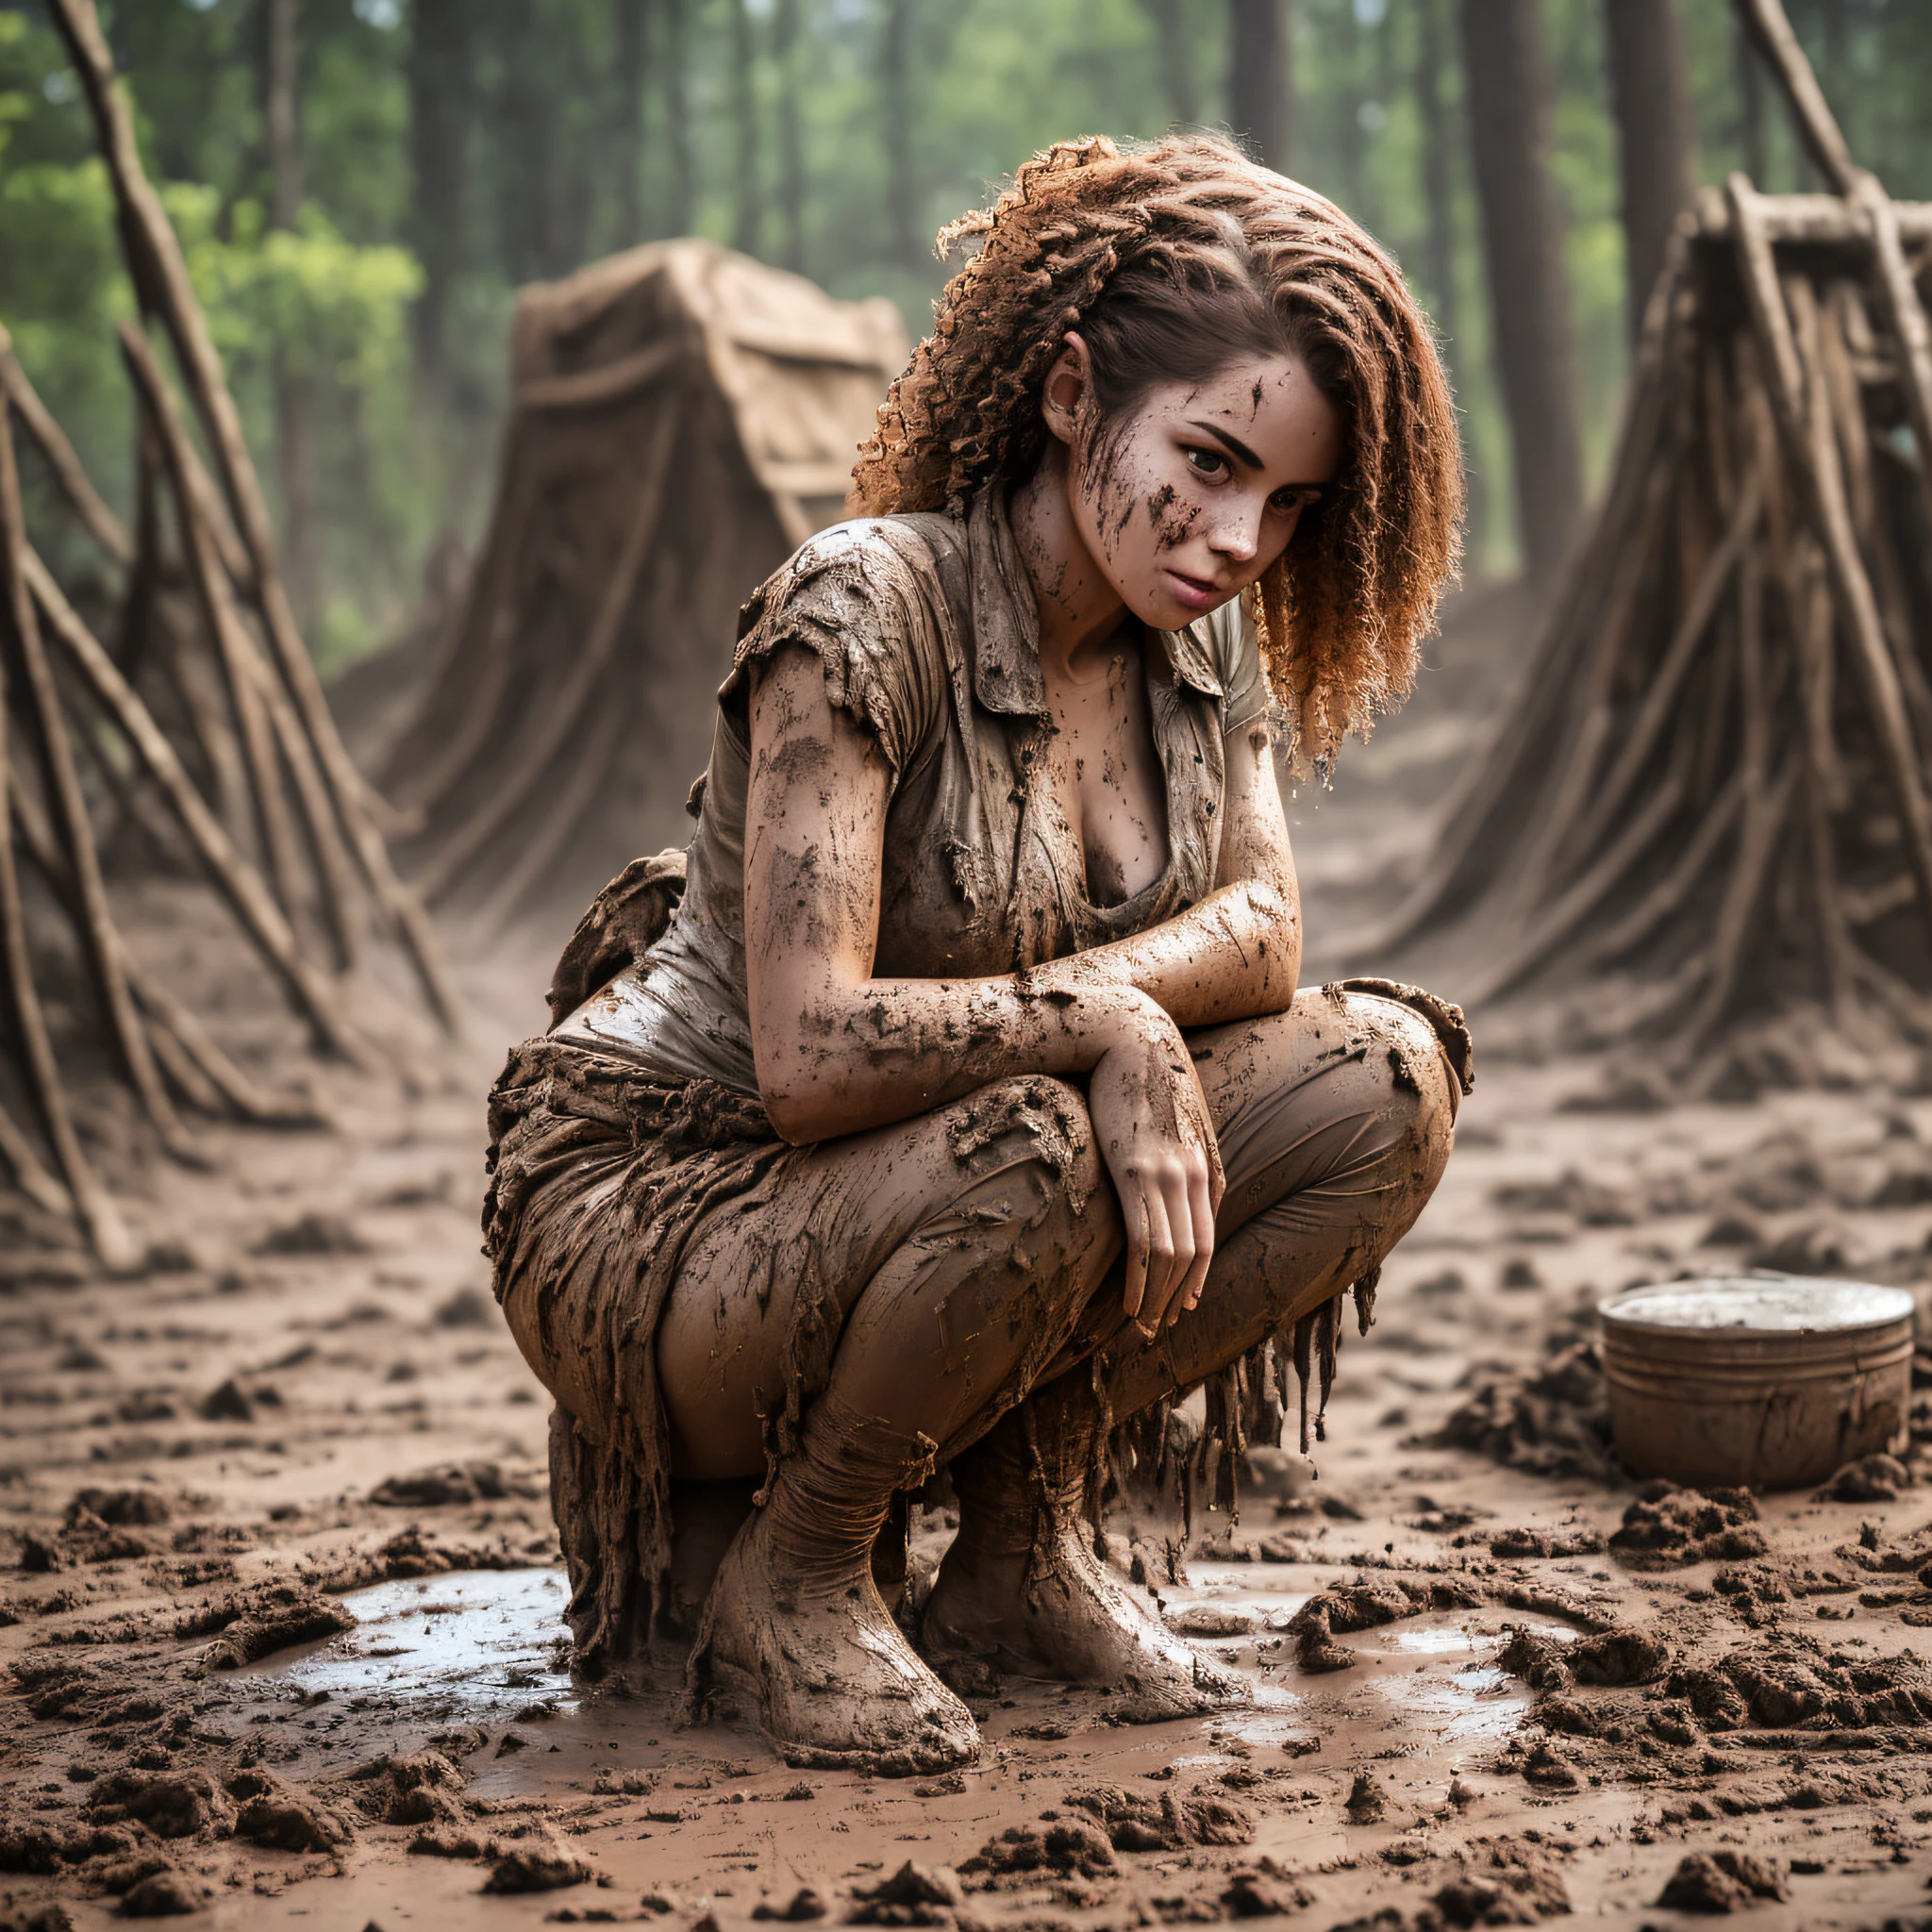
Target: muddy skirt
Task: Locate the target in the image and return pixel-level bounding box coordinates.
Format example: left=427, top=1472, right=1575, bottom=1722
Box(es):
left=484, top=1038, right=814, bottom=1657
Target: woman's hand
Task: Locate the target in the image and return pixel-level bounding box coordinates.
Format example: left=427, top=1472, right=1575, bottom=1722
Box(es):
left=1089, top=1003, right=1225, bottom=1336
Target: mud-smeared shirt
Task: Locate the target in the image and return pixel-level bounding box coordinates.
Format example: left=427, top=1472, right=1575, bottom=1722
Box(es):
left=553, top=488, right=1269, bottom=1095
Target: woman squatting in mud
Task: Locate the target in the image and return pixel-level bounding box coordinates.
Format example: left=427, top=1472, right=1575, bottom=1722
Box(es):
left=485, top=133, right=1472, bottom=1774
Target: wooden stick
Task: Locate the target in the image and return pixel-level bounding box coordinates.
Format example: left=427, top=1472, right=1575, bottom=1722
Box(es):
left=381, top=448, right=540, bottom=815
left=24, top=547, right=369, bottom=1063
left=1558, top=470, right=1763, bottom=874
left=1500, top=455, right=1678, bottom=920
left=47, top=0, right=456, bottom=1032
left=7, top=758, right=317, bottom=1127
left=0, top=1092, right=71, bottom=1220
left=0, top=575, right=136, bottom=1270
left=1732, top=0, right=1857, bottom=192
left=1455, top=758, right=1688, bottom=1008
left=0, top=391, right=194, bottom=1160
left=1818, top=284, right=1932, bottom=754
left=416, top=398, right=681, bottom=905
left=8, top=758, right=223, bottom=1116
left=119, top=325, right=312, bottom=940
left=1727, top=175, right=1932, bottom=953
left=1582, top=772, right=1745, bottom=965
left=1690, top=193, right=1932, bottom=246
left=0, top=328, right=129, bottom=564
left=1733, top=0, right=1932, bottom=557
left=124, top=325, right=361, bottom=975
left=472, top=686, right=626, bottom=932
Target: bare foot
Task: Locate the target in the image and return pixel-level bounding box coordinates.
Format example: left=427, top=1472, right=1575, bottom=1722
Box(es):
left=922, top=1521, right=1242, bottom=1722
left=686, top=1503, right=980, bottom=1775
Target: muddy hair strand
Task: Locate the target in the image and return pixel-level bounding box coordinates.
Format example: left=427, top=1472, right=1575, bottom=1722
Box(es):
left=848, top=133, right=1463, bottom=769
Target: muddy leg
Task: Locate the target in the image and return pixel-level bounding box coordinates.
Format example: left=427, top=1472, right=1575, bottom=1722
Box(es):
left=923, top=1368, right=1242, bottom=1719
left=675, top=1077, right=1119, bottom=1772
left=924, top=990, right=1459, bottom=1695
left=1104, top=988, right=1458, bottom=1424
left=689, top=1391, right=976, bottom=1774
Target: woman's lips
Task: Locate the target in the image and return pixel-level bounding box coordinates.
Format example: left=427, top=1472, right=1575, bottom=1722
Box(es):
left=1162, top=568, right=1226, bottom=613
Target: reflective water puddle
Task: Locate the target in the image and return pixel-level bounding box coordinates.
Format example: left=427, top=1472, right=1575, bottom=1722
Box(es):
left=255, top=1567, right=576, bottom=1714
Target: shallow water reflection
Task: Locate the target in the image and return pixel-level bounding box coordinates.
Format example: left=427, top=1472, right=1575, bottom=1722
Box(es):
left=260, top=1567, right=575, bottom=1712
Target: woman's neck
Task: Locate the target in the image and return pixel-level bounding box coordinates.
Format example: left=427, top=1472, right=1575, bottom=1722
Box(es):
left=1008, top=443, right=1130, bottom=680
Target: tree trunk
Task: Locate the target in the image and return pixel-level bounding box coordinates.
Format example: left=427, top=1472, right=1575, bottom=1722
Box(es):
left=1227, top=0, right=1293, bottom=174
left=882, top=0, right=917, bottom=263
left=265, top=0, right=315, bottom=628
left=1416, top=0, right=1457, bottom=351
left=731, top=0, right=759, bottom=255
left=1736, top=12, right=1767, bottom=187
left=1457, top=0, right=1583, bottom=586
left=407, top=0, right=472, bottom=404
left=662, top=0, right=693, bottom=239
left=1605, top=0, right=1697, bottom=343
left=774, top=0, right=805, bottom=273
left=1141, top=0, right=1200, bottom=127
left=612, top=0, right=646, bottom=243
left=490, top=0, right=559, bottom=282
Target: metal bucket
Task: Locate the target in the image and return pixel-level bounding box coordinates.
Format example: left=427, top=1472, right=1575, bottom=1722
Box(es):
left=1598, top=1275, right=1915, bottom=1491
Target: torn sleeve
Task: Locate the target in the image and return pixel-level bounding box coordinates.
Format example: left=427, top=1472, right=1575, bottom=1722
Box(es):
left=719, top=521, right=947, bottom=783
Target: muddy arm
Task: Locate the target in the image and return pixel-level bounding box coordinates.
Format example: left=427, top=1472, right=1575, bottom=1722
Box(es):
left=745, top=646, right=1289, bottom=1145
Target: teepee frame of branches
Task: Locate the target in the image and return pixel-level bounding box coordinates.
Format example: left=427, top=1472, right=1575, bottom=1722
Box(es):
left=0, top=0, right=457, bottom=1268
left=1376, top=0, right=1932, bottom=1073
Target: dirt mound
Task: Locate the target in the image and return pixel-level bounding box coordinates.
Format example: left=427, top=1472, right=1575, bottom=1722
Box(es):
left=1431, top=1836, right=1571, bottom=1924
left=1429, top=1333, right=1617, bottom=1483
left=481, top=1825, right=592, bottom=1893
left=176, top=1582, right=352, bottom=1666
left=330, top=1752, right=469, bottom=1828
left=1064, top=1785, right=1255, bottom=1852
left=1656, top=1849, right=1787, bottom=1910
left=847, top=1860, right=963, bottom=1924
left=1607, top=1484, right=1766, bottom=1569
left=83, top=1770, right=230, bottom=1841
left=960, top=1820, right=1117, bottom=1886
left=225, top=1770, right=355, bottom=1854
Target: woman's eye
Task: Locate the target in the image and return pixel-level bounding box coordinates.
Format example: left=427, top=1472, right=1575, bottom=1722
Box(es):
left=1270, top=488, right=1317, bottom=514
left=1183, top=447, right=1227, bottom=478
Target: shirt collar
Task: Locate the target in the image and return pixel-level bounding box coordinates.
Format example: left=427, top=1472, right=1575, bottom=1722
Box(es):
left=963, top=489, right=1226, bottom=714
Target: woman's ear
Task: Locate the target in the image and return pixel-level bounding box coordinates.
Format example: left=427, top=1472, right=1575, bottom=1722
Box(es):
left=1039, top=332, right=1091, bottom=447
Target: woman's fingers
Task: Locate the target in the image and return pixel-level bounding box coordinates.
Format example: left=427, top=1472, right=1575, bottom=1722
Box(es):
left=1174, top=1158, right=1217, bottom=1323
left=1121, top=1182, right=1151, bottom=1324
left=1139, top=1180, right=1178, bottom=1328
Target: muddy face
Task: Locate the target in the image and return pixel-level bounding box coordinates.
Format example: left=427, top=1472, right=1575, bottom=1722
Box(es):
left=1041, top=343, right=1343, bottom=635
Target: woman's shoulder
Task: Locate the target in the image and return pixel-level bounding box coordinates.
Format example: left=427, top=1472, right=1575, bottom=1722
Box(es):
left=724, top=512, right=963, bottom=772
left=736, top=511, right=963, bottom=643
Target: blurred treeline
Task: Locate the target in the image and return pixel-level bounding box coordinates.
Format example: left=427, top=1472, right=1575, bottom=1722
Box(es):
left=4, top=0, right=1932, bottom=671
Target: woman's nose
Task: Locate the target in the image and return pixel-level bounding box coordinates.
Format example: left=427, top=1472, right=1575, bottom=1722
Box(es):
left=1208, top=502, right=1261, bottom=562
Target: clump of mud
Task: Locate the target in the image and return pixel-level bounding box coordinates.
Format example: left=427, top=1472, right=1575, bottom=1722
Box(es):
left=1656, top=1849, right=1787, bottom=1910
left=177, top=1581, right=353, bottom=1667
left=1064, top=1784, right=1255, bottom=1852
left=1607, top=1483, right=1766, bottom=1570
left=1288, top=1576, right=1484, bottom=1674
left=1429, top=1326, right=1617, bottom=1483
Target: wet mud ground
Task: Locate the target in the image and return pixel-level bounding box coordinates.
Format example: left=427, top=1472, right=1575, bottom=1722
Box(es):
left=6, top=618, right=1932, bottom=1929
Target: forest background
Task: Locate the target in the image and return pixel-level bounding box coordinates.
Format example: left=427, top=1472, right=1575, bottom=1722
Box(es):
left=2, top=0, right=1929, bottom=680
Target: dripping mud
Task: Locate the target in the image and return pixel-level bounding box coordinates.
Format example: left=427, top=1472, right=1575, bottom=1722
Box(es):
left=6, top=708, right=1932, bottom=1926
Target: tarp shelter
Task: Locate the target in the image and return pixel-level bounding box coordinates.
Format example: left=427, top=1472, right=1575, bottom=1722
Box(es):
left=378, top=239, right=908, bottom=926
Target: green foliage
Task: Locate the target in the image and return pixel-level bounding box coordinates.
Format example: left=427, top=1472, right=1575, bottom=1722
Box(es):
left=5, top=0, right=1932, bottom=642
left=167, top=187, right=423, bottom=389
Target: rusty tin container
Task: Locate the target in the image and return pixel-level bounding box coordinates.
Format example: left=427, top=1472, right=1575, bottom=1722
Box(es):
left=1598, top=1274, right=1914, bottom=1490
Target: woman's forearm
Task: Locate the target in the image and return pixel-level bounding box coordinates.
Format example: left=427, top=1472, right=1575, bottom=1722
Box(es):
left=1017, top=878, right=1300, bottom=1030
left=758, top=971, right=1173, bottom=1144
left=758, top=882, right=1297, bottom=1145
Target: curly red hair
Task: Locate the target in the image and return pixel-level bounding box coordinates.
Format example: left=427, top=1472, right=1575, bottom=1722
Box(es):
left=848, top=133, right=1462, bottom=769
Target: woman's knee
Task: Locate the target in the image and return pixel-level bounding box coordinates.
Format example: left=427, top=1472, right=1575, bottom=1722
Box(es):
left=1339, top=991, right=1458, bottom=1191
left=945, top=1074, right=1105, bottom=1220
